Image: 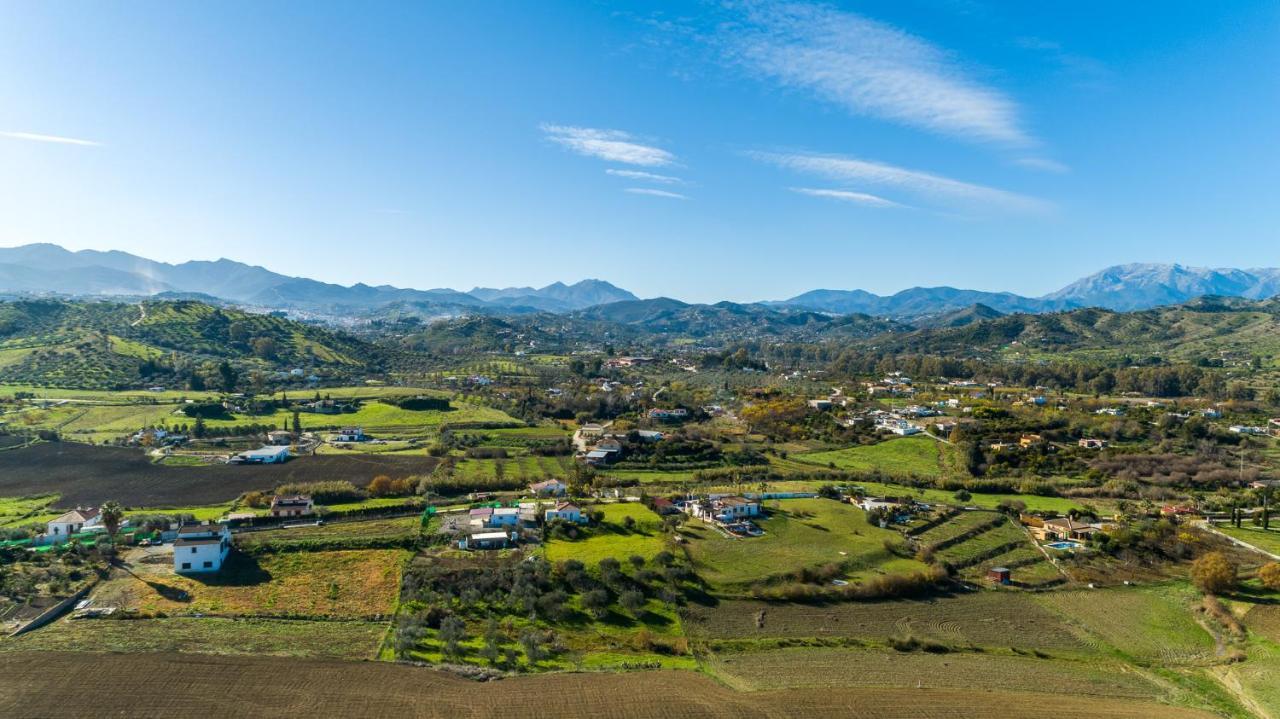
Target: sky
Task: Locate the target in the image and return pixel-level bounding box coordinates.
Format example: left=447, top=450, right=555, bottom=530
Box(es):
left=0, top=1, right=1277, bottom=303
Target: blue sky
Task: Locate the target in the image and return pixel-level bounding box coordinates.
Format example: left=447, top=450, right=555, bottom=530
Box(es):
left=0, top=1, right=1276, bottom=303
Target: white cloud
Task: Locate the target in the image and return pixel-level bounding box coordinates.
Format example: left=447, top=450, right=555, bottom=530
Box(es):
left=0, top=130, right=100, bottom=147
left=720, top=2, right=1030, bottom=146
left=625, top=188, right=687, bottom=199
left=790, top=187, right=906, bottom=208
left=752, top=150, right=1048, bottom=213
left=606, top=168, right=685, bottom=184
left=1013, top=157, right=1069, bottom=174
left=542, top=124, right=675, bottom=166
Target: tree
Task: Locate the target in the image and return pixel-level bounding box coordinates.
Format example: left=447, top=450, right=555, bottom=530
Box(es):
left=192, top=415, right=207, bottom=438
left=439, top=615, right=466, bottom=658
left=100, top=501, right=124, bottom=543
left=251, top=336, right=278, bottom=360
left=292, top=410, right=302, bottom=435
left=368, top=475, right=394, bottom=497
left=1260, top=562, right=1280, bottom=591
left=218, top=361, right=238, bottom=393
left=518, top=628, right=543, bottom=664
left=1191, top=552, right=1237, bottom=594
left=582, top=588, right=610, bottom=619
left=620, top=589, right=646, bottom=617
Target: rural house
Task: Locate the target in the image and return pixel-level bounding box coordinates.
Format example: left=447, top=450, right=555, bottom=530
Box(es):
left=174, top=523, right=232, bottom=573
left=46, top=508, right=101, bottom=538
left=270, top=495, right=314, bottom=518
left=529, top=479, right=567, bottom=497
left=545, top=502, right=586, bottom=524
left=266, top=430, right=293, bottom=446
left=459, top=530, right=515, bottom=551
left=231, top=445, right=291, bottom=464
left=333, top=426, right=366, bottom=442
left=1078, top=438, right=1108, bottom=449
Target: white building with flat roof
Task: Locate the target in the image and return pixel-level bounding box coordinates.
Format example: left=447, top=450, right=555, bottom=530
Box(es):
left=174, top=524, right=231, bottom=573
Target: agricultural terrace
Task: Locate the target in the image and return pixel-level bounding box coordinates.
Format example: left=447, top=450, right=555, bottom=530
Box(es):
left=911, top=510, right=1062, bottom=587
left=543, top=502, right=668, bottom=565
left=792, top=436, right=943, bottom=478
left=682, top=498, right=924, bottom=587
left=92, top=549, right=409, bottom=619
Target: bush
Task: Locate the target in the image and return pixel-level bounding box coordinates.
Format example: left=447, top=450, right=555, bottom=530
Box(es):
left=1259, top=562, right=1280, bottom=591
left=274, top=480, right=365, bottom=504
left=1191, top=551, right=1237, bottom=594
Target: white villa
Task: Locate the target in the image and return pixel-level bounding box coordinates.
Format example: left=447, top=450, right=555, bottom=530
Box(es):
left=174, top=523, right=232, bottom=574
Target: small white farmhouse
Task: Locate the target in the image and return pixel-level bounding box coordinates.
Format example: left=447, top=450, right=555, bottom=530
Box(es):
left=47, top=508, right=101, bottom=538
left=545, top=502, right=586, bottom=524
left=174, top=523, right=232, bottom=573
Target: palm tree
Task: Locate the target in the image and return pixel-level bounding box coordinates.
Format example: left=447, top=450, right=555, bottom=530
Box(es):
left=100, top=501, right=124, bottom=543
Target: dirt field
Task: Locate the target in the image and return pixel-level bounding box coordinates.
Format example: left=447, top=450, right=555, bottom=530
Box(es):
left=0, top=651, right=1217, bottom=718
left=0, top=442, right=439, bottom=507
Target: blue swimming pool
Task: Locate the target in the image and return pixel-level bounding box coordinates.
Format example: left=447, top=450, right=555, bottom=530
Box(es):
left=1046, top=541, right=1082, bottom=550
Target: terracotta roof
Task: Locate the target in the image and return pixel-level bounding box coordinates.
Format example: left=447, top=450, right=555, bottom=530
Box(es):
left=51, top=508, right=100, bottom=524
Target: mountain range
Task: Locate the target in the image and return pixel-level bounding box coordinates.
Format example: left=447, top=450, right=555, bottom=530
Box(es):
left=3, top=243, right=1280, bottom=319
left=0, top=244, right=637, bottom=314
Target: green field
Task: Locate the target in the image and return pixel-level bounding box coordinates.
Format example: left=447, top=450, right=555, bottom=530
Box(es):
left=682, top=498, right=924, bottom=587
left=1035, top=583, right=1216, bottom=665
left=0, top=494, right=61, bottom=527
left=706, top=646, right=1166, bottom=698
left=792, top=436, right=943, bottom=478
left=208, top=400, right=521, bottom=437
left=543, top=503, right=668, bottom=565
left=1213, top=523, right=1280, bottom=557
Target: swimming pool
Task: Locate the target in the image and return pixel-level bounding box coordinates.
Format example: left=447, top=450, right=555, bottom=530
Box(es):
left=1046, top=541, right=1082, bottom=550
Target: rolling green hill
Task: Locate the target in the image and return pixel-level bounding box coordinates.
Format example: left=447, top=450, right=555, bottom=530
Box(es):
left=868, top=296, right=1280, bottom=361
left=0, top=299, right=385, bottom=389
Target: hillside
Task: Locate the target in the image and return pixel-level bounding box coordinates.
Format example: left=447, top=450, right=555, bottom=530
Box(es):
left=0, top=299, right=384, bottom=389
left=867, top=296, right=1280, bottom=359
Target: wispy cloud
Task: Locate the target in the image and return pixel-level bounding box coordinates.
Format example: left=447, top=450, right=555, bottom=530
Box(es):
left=719, top=2, right=1030, bottom=146
left=751, top=150, right=1048, bottom=213
left=542, top=124, right=675, bottom=166
left=0, top=130, right=101, bottom=147
left=625, top=188, right=687, bottom=199
left=1013, top=157, right=1069, bottom=174
left=790, top=187, right=907, bottom=208
left=606, top=168, right=685, bottom=184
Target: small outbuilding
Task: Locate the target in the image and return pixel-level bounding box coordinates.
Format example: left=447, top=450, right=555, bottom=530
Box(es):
left=987, top=567, right=1011, bottom=585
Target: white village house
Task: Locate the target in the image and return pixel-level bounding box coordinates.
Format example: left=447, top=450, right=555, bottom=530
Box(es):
left=545, top=502, right=586, bottom=524
left=46, top=508, right=101, bottom=538
left=174, top=523, right=232, bottom=573
left=333, top=426, right=367, bottom=442
left=529, top=479, right=568, bottom=497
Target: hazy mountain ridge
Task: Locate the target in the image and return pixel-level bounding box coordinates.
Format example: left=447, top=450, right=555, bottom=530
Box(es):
left=3, top=245, right=1280, bottom=319
left=0, top=244, right=634, bottom=313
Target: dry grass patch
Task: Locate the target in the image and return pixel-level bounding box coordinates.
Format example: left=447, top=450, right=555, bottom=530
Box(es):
left=102, top=549, right=408, bottom=619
